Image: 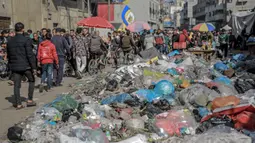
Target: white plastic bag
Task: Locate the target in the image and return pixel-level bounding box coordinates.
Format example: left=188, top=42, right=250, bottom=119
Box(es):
left=114, top=134, right=148, bottom=143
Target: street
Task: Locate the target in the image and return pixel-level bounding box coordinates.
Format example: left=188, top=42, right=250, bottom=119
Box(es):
left=0, top=77, right=77, bottom=141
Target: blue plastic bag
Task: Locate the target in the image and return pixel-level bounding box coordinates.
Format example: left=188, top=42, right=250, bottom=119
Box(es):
left=198, top=107, right=209, bottom=117
left=135, top=89, right=158, bottom=103
left=154, top=80, right=175, bottom=96
left=214, top=62, right=229, bottom=72
left=160, top=94, right=177, bottom=105
left=232, top=54, right=246, bottom=61
left=214, top=76, right=232, bottom=86
left=167, top=50, right=180, bottom=57
left=101, top=93, right=132, bottom=105
left=167, top=68, right=179, bottom=76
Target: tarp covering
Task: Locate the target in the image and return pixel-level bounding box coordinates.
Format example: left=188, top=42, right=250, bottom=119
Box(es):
left=229, top=12, right=255, bottom=37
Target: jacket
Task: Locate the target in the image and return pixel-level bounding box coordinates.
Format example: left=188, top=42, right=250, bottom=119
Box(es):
left=73, top=35, right=87, bottom=57
left=51, top=35, right=70, bottom=58
left=120, top=35, right=135, bottom=52
left=90, top=35, right=106, bottom=53
left=37, top=40, right=59, bottom=65
left=144, top=34, right=155, bottom=50
left=7, top=33, right=36, bottom=72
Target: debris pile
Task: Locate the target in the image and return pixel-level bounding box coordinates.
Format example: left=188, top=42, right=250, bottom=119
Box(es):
left=7, top=51, right=255, bottom=143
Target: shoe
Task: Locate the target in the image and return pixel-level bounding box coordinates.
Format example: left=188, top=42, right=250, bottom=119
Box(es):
left=76, top=71, right=82, bottom=79
left=53, top=82, right=57, bottom=87
left=44, top=85, right=49, bottom=92
left=26, top=101, right=37, bottom=107
left=56, top=84, right=63, bottom=87
left=39, top=84, right=44, bottom=93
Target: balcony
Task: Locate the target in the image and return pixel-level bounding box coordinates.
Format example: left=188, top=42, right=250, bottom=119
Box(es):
left=206, top=13, right=225, bottom=22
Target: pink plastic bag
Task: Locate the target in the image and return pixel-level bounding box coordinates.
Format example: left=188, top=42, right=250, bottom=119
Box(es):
left=154, top=109, right=197, bottom=136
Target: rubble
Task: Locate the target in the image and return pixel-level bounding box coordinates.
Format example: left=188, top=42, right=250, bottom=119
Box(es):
left=6, top=51, right=255, bottom=143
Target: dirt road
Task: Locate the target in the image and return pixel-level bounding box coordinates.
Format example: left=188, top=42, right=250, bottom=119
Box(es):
left=0, top=77, right=78, bottom=140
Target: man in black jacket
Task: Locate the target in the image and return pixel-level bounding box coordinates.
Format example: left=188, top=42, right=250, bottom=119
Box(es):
left=7, top=22, right=37, bottom=109
left=51, top=28, right=70, bottom=86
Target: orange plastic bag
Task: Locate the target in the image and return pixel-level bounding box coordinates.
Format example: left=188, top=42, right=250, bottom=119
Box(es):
left=212, top=96, right=240, bottom=110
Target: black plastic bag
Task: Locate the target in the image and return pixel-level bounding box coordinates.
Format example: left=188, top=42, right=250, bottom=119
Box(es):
left=106, top=79, right=118, bottom=91
left=7, top=126, right=23, bottom=142
left=62, top=109, right=81, bottom=122
left=153, top=99, right=171, bottom=111
left=140, top=103, right=163, bottom=118
left=234, top=79, right=255, bottom=93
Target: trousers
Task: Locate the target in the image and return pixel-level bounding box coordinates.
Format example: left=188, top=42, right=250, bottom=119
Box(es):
left=13, top=70, right=35, bottom=105
left=53, top=57, right=65, bottom=85
left=41, top=64, right=53, bottom=88
left=76, top=56, right=87, bottom=73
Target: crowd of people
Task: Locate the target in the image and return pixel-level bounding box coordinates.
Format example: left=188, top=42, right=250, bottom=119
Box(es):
left=0, top=21, right=254, bottom=109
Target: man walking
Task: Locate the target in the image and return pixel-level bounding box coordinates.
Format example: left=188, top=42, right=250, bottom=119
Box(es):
left=51, top=28, right=70, bottom=86
left=73, top=28, right=88, bottom=79
left=7, top=22, right=37, bottom=109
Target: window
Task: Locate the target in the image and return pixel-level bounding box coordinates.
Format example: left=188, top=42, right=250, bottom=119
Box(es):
left=236, top=0, right=247, bottom=5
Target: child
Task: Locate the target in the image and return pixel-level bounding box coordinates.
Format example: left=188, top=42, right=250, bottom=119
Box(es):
left=37, top=33, right=59, bottom=92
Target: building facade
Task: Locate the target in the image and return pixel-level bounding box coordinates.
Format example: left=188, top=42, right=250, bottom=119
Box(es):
left=0, top=0, right=90, bottom=31
left=128, top=0, right=161, bottom=29
left=181, top=0, right=197, bottom=29
left=194, top=0, right=255, bottom=28
left=169, top=0, right=185, bottom=27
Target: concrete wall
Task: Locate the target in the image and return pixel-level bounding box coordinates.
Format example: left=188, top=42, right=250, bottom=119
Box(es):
left=0, top=0, right=89, bottom=31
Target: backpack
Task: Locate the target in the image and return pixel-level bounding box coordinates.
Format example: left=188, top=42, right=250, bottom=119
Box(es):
left=155, top=36, right=164, bottom=45
left=122, top=36, right=131, bottom=48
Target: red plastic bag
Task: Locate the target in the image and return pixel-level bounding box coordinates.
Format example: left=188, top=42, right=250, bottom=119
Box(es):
left=234, top=111, right=255, bottom=131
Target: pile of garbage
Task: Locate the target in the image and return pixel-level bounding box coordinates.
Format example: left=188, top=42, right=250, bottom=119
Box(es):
left=7, top=51, right=255, bottom=143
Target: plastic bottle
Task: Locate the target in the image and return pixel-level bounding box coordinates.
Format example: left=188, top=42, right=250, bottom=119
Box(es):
left=106, top=131, right=111, bottom=141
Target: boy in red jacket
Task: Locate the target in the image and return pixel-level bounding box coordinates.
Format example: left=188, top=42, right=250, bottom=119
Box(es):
left=37, top=33, right=59, bottom=92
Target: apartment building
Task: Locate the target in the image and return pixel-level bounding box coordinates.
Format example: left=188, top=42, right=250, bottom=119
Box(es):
left=181, top=0, right=197, bottom=29
left=194, top=0, right=255, bottom=28
left=0, top=0, right=90, bottom=31
left=128, top=0, right=161, bottom=29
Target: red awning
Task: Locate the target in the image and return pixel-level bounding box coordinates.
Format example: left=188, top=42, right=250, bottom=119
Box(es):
left=77, top=16, right=114, bottom=29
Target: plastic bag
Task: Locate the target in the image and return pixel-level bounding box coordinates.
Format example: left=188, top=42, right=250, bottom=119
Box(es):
left=178, top=57, right=194, bottom=68
left=185, top=125, right=252, bottom=143
left=213, top=76, right=232, bottom=86
left=178, top=84, right=220, bottom=110
left=168, top=50, right=180, bottom=57
left=72, top=128, right=109, bottom=143
left=101, top=93, right=133, bottom=105
left=154, top=109, right=197, bottom=136
left=125, top=119, right=145, bottom=129
left=214, top=62, right=228, bottom=72
left=212, top=96, right=240, bottom=110
left=106, top=79, right=118, bottom=91
left=35, top=107, right=62, bottom=121
left=7, top=126, right=23, bottom=142
left=114, top=134, right=148, bottom=143
left=167, top=68, right=179, bottom=76
left=233, top=54, right=246, bottom=61
left=217, top=84, right=238, bottom=96
left=154, top=80, right=175, bottom=96
left=134, top=89, right=158, bottom=102
left=45, top=95, right=78, bottom=112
